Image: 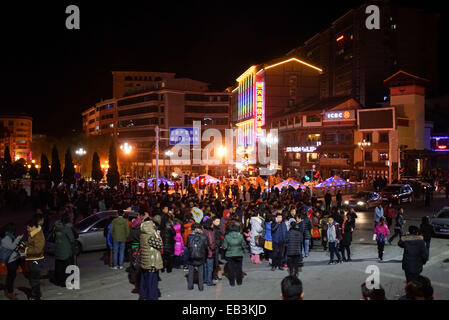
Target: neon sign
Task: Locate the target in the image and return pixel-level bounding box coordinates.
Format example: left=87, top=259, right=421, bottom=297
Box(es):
left=286, top=146, right=317, bottom=153
left=255, top=82, right=265, bottom=137
left=324, top=110, right=355, bottom=121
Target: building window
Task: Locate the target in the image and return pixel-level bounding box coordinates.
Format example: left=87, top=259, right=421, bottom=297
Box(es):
left=379, top=152, right=389, bottom=161
left=379, top=132, right=389, bottom=143
left=307, top=153, right=318, bottom=163
left=363, top=133, right=372, bottom=142
left=306, top=115, right=321, bottom=123
left=364, top=151, right=372, bottom=161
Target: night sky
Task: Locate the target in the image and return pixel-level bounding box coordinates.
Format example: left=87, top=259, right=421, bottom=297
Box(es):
left=0, top=1, right=447, bottom=136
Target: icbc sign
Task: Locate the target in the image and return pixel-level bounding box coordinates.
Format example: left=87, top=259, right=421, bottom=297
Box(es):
left=324, top=110, right=355, bottom=121
left=255, top=82, right=265, bottom=137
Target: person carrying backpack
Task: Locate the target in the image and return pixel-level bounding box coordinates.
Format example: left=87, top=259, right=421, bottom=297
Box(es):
left=374, top=217, right=390, bottom=261
left=186, top=223, right=208, bottom=291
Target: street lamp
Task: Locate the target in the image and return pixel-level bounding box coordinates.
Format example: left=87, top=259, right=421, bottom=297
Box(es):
left=120, top=143, right=133, bottom=155
left=75, top=148, right=87, bottom=156
left=357, top=139, right=371, bottom=180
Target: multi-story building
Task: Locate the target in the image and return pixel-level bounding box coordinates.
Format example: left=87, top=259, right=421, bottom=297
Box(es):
left=287, top=1, right=439, bottom=107
left=0, top=114, right=33, bottom=161
left=82, top=99, right=117, bottom=136
left=233, top=56, right=322, bottom=169
left=270, top=96, right=360, bottom=179
left=82, top=72, right=231, bottom=178
left=269, top=70, right=430, bottom=182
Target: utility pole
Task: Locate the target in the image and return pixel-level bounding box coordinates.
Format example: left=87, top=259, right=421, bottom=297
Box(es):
left=155, top=125, right=169, bottom=192
left=156, top=126, right=159, bottom=191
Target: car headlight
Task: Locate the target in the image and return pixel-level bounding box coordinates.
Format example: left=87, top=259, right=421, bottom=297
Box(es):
left=344, top=201, right=349, bottom=205
left=357, top=201, right=365, bottom=206
left=393, top=195, right=398, bottom=198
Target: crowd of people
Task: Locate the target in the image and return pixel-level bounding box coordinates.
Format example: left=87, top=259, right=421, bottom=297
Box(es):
left=0, top=177, right=438, bottom=300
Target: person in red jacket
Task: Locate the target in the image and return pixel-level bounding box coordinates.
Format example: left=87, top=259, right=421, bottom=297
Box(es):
left=384, top=202, right=395, bottom=230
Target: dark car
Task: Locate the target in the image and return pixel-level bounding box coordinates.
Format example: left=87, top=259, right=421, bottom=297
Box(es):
left=344, top=191, right=382, bottom=211
left=432, top=207, right=449, bottom=236
left=380, top=184, right=413, bottom=204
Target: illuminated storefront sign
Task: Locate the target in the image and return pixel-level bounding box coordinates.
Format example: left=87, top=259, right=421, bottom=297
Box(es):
left=255, top=82, right=265, bottom=137
left=285, top=146, right=317, bottom=153
left=324, top=110, right=355, bottom=121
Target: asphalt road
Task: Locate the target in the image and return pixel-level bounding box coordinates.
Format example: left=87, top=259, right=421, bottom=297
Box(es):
left=1, top=194, right=448, bottom=300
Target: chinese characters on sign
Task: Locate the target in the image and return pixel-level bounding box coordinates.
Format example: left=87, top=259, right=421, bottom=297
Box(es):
left=255, top=82, right=265, bottom=137
left=169, top=127, right=200, bottom=145
left=285, top=146, right=317, bottom=153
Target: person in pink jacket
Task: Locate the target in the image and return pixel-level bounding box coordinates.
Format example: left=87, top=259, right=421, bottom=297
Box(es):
left=173, top=224, right=184, bottom=269
left=374, top=217, right=390, bottom=261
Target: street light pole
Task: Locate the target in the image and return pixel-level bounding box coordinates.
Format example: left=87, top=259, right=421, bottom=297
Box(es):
left=358, top=139, right=371, bottom=181
left=156, top=126, right=159, bottom=191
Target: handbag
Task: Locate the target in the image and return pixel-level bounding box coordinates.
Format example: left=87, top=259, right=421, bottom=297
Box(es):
left=264, top=240, right=272, bottom=251
left=311, top=227, right=321, bottom=239
left=255, top=235, right=265, bottom=248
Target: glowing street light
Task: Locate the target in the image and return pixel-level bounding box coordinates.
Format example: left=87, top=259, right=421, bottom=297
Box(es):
left=217, top=145, right=226, bottom=157
left=358, top=139, right=371, bottom=179
left=75, top=148, right=87, bottom=156
left=120, top=143, right=133, bottom=155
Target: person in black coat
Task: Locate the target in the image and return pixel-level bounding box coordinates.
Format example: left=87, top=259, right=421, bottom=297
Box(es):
left=324, top=191, right=332, bottom=211
left=286, top=216, right=304, bottom=277
left=419, top=216, right=434, bottom=255
left=398, top=226, right=429, bottom=283
left=336, top=190, right=342, bottom=209
left=302, top=214, right=312, bottom=257
left=340, top=213, right=353, bottom=261
left=160, top=211, right=175, bottom=273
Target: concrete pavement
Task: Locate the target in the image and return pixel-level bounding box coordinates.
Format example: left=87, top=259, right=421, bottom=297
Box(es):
left=1, top=196, right=448, bottom=300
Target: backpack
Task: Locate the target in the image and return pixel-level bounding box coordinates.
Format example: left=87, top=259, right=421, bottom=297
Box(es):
left=0, top=244, right=14, bottom=264
left=189, top=233, right=206, bottom=260
left=335, top=223, right=343, bottom=241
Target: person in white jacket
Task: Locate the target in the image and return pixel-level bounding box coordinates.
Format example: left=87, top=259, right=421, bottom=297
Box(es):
left=249, top=212, right=264, bottom=264
left=1, top=223, right=24, bottom=300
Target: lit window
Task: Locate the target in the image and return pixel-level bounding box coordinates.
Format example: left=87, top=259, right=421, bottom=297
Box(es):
left=109, top=124, right=114, bottom=128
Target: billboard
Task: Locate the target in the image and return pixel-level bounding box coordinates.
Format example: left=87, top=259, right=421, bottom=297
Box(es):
left=358, top=108, right=395, bottom=131
left=169, top=127, right=200, bottom=145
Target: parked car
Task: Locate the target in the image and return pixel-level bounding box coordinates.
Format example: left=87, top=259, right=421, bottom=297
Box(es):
left=432, top=207, right=449, bottom=236
left=380, top=184, right=413, bottom=204
left=344, top=191, right=382, bottom=211
left=46, top=210, right=137, bottom=255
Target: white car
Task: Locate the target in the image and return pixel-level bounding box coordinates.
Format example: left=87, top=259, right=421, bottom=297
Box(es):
left=432, top=207, right=449, bottom=236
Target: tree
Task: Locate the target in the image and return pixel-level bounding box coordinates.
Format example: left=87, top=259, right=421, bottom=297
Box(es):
left=50, top=145, right=62, bottom=184
left=39, top=153, right=50, bottom=180
left=106, top=142, right=120, bottom=188
left=1, top=145, right=13, bottom=183
left=11, top=158, right=27, bottom=179
left=91, top=152, right=103, bottom=183
left=63, top=148, right=76, bottom=185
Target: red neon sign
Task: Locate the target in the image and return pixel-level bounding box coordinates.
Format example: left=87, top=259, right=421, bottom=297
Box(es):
left=255, top=82, right=265, bottom=137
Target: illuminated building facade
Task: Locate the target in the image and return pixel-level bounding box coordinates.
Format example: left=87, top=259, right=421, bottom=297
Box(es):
left=82, top=99, right=117, bottom=136
left=81, top=72, right=231, bottom=177
left=0, top=114, right=33, bottom=161
left=234, top=57, right=322, bottom=167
